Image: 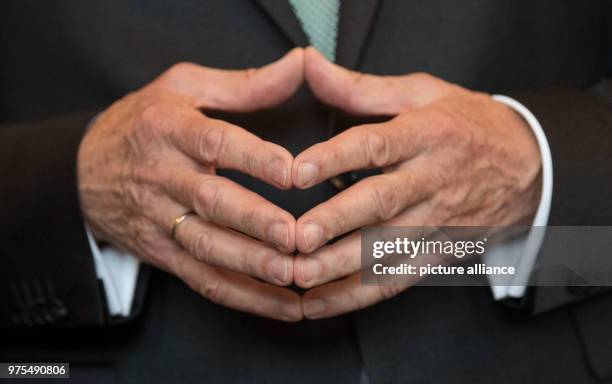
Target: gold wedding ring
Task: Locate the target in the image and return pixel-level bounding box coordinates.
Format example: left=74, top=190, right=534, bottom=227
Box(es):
left=171, top=211, right=196, bottom=240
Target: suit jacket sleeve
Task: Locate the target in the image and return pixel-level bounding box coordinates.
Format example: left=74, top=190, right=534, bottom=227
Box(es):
left=501, top=1, right=612, bottom=314
left=0, top=111, right=108, bottom=329
left=508, top=78, right=612, bottom=314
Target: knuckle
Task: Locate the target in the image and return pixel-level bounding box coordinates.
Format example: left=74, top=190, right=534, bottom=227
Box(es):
left=364, top=129, right=390, bottom=167
left=336, top=246, right=355, bottom=273
left=164, top=62, right=196, bottom=82
left=171, top=61, right=196, bottom=73
left=191, top=229, right=214, bottom=264
left=140, top=103, right=161, bottom=126
left=195, top=178, right=220, bottom=221
left=121, top=122, right=166, bottom=206
left=129, top=151, right=164, bottom=187
left=140, top=103, right=168, bottom=134
left=438, top=108, right=473, bottom=147
left=326, top=212, right=347, bottom=240
left=370, top=179, right=402, bottom=221
left=199, top=276, right=227, bottom=304
left=426, top=107, right=460, bottom=143
left=405, top=72, right=452, bottom=105
left=301, top=212, right=340, bottom=246
left=197, top=124, right=225, bottom=164
left=138, top=104, right=184, bottom=147
left=246, top=247, right=271, bottom=277
left=240, top=146, right=258, bottom=176
left=173, top=252, right=189, bottom=279
left=127, top=180, right=160, bottom=210
left=433, top=107, right=455, bottom=132
left=121, top=157, right=160, bottom=207
left=319, top=141, right=341, bottom=170
left=408, top=72, right=445, bottom=94
left=321, top=246, right=346, bottom=279
left=410, top=72, right=436, bottom=84
left=315, top=255, right=328, bottom=282
left=377, top=284, right=403, bottom=300
left=240, top=204, right=259, bottom=236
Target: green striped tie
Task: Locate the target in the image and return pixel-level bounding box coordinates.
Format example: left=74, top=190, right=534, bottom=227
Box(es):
left=289, top=0, right=340, bottom=61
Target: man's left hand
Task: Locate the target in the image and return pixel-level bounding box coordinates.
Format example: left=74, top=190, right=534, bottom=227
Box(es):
left=293, top=48, right=543, bottom=319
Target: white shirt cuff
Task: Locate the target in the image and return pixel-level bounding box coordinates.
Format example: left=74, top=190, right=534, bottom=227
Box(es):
left=86, top=227, right=140, bottom=317
left=483, top=95, right=554, bottom=300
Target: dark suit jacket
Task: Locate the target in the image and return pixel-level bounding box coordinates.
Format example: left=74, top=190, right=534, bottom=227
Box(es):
left=1, top=1, right=611, bottom=383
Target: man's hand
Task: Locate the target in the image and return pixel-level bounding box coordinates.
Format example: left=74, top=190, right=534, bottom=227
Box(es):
left=293, top=48, right=543, bottom=319
left=78, top=49, right=304, bottom=321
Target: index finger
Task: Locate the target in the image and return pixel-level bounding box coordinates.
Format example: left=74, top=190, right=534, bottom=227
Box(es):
left=293, top=118, right=426, bottom=189
left=168, top=109, right=293, bottom=189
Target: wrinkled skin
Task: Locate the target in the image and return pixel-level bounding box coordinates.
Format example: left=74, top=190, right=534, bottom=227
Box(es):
left=78, top=49, right=304, bottom=322
left=293, top=48, right=541, bottom=319
left=78, top=47, right=541, bottom=321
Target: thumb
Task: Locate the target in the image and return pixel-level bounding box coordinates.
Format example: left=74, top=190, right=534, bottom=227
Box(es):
left=304, top=47, right=445, bottom=115
left=159, top=47, right=305, bottom=112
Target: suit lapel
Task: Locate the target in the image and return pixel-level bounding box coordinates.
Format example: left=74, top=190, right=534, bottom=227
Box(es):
left=254, top=0, right=309, bottom=47
left=336, top=0, right=380, bottom=69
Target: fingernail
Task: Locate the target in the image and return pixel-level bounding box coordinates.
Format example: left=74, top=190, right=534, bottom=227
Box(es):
left=281, top=304, right=303, bottom=322
left=269, top=222, right=289, bottom=249
left=269, top=159, right=288, bottom=187
left=300, top=259, right=320, bottom=286
left=269, top=255, right=289, bottom=284
left=303, top=299, right=326, bottom=319
left=302, top=223, right=323, bottom=251
left=297, top=162, right=318, bottom=188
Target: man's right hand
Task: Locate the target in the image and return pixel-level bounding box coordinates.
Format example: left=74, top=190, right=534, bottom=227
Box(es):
left=77, top=49, right=304, bottom=322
